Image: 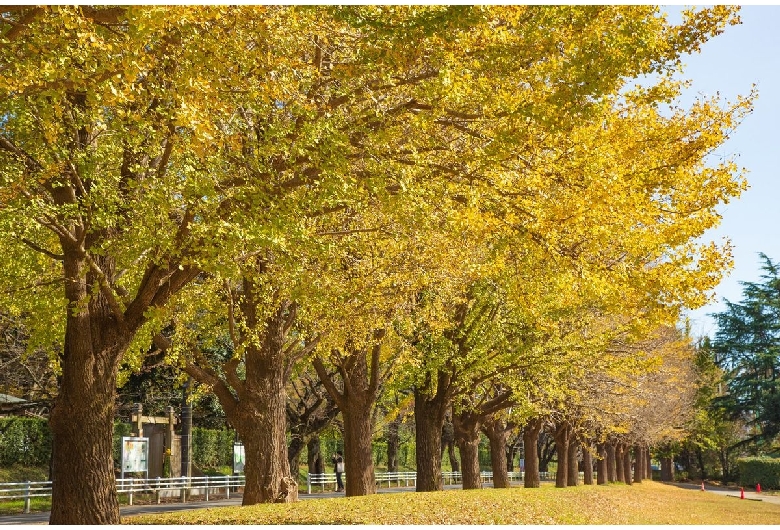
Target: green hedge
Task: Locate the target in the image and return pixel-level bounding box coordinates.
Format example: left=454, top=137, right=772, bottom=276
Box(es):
left=737, top=457, right=780, bottom=490
left=0, top=417, right=51, bottom=467
left=192, top=427, right=233, bottom=469
left=1, top=418, right=233, bottom=472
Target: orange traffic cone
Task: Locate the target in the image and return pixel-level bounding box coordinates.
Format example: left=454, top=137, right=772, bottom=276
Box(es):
left=740, top=487, right=745, bottom=499
left=757, top=483, right=761, bottom=494
left=701, top=481, right=705, bottom=491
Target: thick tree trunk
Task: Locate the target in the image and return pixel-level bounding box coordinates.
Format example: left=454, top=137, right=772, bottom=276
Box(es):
left=582, top=443, right=593, bottom=485
left=645, top=447, right=652, bottom=480
left=660, top=456, right=674, bottom=482
left=236, top=349, right=298, bottom=504
left=523, top=419, right=542, bottom=488
left=453, top=412, right=482, bottom=490
left=49, top=336, right=125, bottom=524
left=386, top=417, right=401, bottom=472
left=483, top=419, right=510, bottom=488
left=308, top=436, right=324, bottom=475
left=49, top=253, right=129, bottom=524
left=314, top=331, right=386, bottom=497
left=622, top=444, right=633, bottom=486
left=606, top=442, right=617, bottom=482
left=596, top=443, right=608, bottom=485
left=187, top=296, right=300, bottom=506
left=633, top=443, right=643, bottom=483
left=341, top=395, right=377, bottom=496
left=615, top=444, right=624, bottom=483
left=554, top=422, right=570, bottom=488
left=567, top=438, right=579, bottom=487
left=413, top=374, right=450, bottom=492
left=288, top=435, right=305, bottom=475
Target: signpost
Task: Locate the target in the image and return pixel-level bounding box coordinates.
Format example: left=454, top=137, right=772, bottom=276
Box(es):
left=233, top=443, right=245, bottom=475
left=121, top=436, right=149, bottom=481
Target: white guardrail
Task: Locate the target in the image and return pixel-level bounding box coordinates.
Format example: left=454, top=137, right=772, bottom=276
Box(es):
left=0, top=475, right=246, bottom=513
left=306, top=470, right=571, bottom=494
left=1, top=470, right=578, bottom=513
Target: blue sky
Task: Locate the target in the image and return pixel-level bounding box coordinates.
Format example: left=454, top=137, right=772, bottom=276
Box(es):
left=673, top=5, right=780, bottom=337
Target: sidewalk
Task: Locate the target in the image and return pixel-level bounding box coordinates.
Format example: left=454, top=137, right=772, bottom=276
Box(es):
left=667, top=481, right=780, bottom=505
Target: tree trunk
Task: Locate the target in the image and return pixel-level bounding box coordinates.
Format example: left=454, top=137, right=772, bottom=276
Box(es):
left=567, top=437, right=579, bottom=486
left=386, top=416, right=401, bottom=473
left=660, top=456, right=674, bottom=482
left=453, top=411, right=482, bottom=490
left=237, top=340, right=298, bottom=504
left=553, top=422, right=570, bottom=488
left=288, top=435, right=305, bottom=476
left=341, top=394, right=376, bottom=496
left=596, top=443, right=607, bottom=485
left=622, top=444, right=633, bottom=486
left=696, top=446, right=707, bottom=480
left=307, top=436, right=325, bottom=475
left=413, top=373, right=451, bottom=492
left=633, top=443, right=643, bottom=483
left=645, top=446, right=652, bottom=480
left=313, top=331, right=386, bottom=497
left=582, top=443, right=593, bottom=485
left=49, top=252, right=131, bottom=524
left=615, top=444, right=624, bottom=483
left=523, top=419, right=542, bottom=488
left=483, top=418, right=510, bottom=488
left=441, top=414, right=460, bottom=472
left=49, top=330, right=126, bottom=524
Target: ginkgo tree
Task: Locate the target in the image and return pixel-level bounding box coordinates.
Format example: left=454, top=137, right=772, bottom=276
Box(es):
left=0, top=4, right=754, bottom=524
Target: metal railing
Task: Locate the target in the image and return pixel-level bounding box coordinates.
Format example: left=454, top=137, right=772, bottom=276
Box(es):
left=0, top=481, right=52, bottom=514
left=0, top=475, right=246, bottom=513
left=306, top=470, right=569, bottom=494
left=3, top=470, right=581, bottom=513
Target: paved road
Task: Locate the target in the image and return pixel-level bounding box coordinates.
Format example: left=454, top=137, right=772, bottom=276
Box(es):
left=3, top=481, right=778, bottom=525
left=668, top=481, right=780, bottom=505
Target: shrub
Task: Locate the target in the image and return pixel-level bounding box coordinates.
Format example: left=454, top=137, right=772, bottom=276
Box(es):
left=0, top=417, right=51, bottom=467
left=736, top=457, right=780, bottom=489
left=192, top=427, right=233, bottom=470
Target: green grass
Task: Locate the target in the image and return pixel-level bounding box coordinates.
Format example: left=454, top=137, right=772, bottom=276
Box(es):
left=0, top=464, right=48, bottom=483
left=125, top=481, right=780, bottom=525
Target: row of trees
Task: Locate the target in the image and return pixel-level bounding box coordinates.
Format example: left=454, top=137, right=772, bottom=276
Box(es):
left=0, top=5, right=752, bottom=524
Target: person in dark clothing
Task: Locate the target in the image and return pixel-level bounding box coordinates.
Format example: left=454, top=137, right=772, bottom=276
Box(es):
left=331, top=451, right=344, bottom=492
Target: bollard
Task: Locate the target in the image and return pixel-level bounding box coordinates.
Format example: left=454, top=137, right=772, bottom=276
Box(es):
left=23, top=481, right=30, bottom=514
left=740, top=487, right=744, bottom=499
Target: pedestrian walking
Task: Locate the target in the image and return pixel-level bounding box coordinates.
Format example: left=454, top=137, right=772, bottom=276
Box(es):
left=332, top=451, right=344, bottom=492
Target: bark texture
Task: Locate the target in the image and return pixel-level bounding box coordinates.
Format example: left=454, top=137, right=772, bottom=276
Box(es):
left=554, top=422, right=571, bottom=488
left=483, top=418, right=511, bottom=488
left=622, top=444, right=633, bottom=486
left=523, top=419, right=542, bottom=488
left=633, top=443, right=643, bottom=483
left=313, top=330, right=387, bottom=497
left=453, top=411, right=483, bottom=490
left=596, top=443, right=608, bottom=485
left=185, top=289, right=311, bottom=506
left=606, top=442, right=617, bottom=482
left=567, top=437, right=579, bottom=487
left=582, top=443, right=593, bottom=485
left=413, top=373, right=451, bottom=492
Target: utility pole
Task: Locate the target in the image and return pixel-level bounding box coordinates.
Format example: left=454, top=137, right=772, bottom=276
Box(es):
left=180, top=378, right=192, bottom=478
